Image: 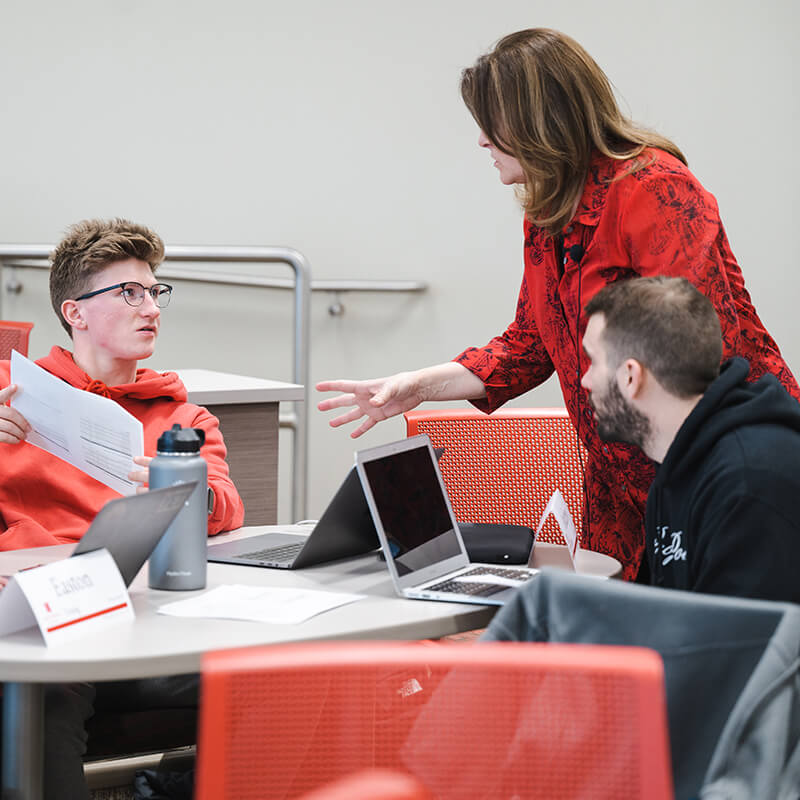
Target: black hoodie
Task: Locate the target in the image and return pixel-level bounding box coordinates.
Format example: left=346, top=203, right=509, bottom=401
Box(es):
left=646, top=357, right=800, bottom=603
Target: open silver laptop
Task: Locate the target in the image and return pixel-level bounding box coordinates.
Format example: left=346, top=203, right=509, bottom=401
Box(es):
left=356, top=434, right=539, bottom=606
left=206, top=466, right=378, bottom=569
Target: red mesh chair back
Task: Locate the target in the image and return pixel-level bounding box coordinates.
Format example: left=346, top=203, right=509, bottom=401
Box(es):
left=405, top=408, right=586, bottom=544
left=295, top=768, right=432, bottom=800
left=195, top=641, right=673, bottom=800
left=0, top=320, right=34, bottom=359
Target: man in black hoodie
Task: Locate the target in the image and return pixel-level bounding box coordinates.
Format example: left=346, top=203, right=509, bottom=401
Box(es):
left=580, top=276, right=800, bottom=603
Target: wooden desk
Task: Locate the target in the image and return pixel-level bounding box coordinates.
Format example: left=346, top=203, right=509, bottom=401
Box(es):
left=0, top=529, right=620, bottom=799
left=176, top=370, right=303, bottom=526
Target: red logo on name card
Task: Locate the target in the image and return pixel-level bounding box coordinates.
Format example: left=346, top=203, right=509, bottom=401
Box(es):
left=44, top=602, right=52, bottom=612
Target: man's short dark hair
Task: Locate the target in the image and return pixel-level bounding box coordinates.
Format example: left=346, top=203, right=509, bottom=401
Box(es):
left=50, top=218, right=164, bottom=336
left=584, top=276, right=722, bottom=397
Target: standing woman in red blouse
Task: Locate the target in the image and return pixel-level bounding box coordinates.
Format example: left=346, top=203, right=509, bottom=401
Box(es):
left=317, top=28, right=799, bottom=581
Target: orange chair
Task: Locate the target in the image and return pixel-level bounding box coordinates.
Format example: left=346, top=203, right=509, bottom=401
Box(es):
left=405, top=408, right=586, bottom=545
left=0, top=320, right=34, bottom=359
left=296, top=768, right=432, bottom=800
left=195, top=641, right=673, bottom=800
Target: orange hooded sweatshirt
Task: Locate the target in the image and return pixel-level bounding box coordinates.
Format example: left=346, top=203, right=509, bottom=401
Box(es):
left=0, top=346, right=244, bottom=550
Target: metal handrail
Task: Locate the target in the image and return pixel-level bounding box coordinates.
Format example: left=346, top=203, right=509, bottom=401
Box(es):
left=1, top=259, right=427, bottom=295
left=0, top=244, right=312, bottom=521
left=0, top=246, right=430, bottom=520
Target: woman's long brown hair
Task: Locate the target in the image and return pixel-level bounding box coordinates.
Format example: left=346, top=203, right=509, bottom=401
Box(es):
left=461, top=29, right=686, bottom=235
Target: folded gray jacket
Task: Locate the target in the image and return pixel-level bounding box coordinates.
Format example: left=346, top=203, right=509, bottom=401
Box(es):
left=482, top=569, right=800, bottom=800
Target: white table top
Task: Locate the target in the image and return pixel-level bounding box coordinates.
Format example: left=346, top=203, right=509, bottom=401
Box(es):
left=174, top=369, right=304, bottom=405
left=0, top=527, right=619, bottom=683
left=0, top=527, right=492, bottom=682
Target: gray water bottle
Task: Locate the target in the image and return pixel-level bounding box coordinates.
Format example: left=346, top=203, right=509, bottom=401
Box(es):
left=148, top=424, right=208, bottom=590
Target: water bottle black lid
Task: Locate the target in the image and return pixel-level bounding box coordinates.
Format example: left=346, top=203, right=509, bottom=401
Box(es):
left=157, top=424, right=205, bottom=453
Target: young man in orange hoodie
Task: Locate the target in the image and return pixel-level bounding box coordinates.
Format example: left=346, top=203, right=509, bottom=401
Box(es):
left=0, top=217, right=244, bottom=546
left=0, top=218, right=245, bottom=798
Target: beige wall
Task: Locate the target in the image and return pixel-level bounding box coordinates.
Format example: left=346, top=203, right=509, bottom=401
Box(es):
left=1, top=0, right=797, bottom=520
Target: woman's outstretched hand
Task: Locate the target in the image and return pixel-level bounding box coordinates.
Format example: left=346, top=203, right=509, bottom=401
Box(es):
left=316, top=363, right=486, bottom=438
left=316, top=372, right=426, bottom=438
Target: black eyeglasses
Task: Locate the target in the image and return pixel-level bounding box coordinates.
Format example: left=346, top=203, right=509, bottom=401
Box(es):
left=74, top=281, right=173, bottom=308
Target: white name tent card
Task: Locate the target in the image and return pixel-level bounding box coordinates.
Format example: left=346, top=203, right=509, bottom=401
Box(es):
left=0, top=549, right=134, bottom=646
left=533, top=489, right=579, bottom=570
left=10, top=351, right=144, bottom=495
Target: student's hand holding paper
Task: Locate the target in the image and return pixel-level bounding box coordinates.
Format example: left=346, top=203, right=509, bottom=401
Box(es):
left=129, top=455, right=152, bottom=494
left=0, top=384, right=31, bottom=445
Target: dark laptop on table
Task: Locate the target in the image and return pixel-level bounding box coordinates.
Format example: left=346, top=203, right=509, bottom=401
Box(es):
left=206, top=466, right=378, bottom=569
left=72, top=483, right=197, bottom=585
left=355, top=434, right=539, bottom=606
left=1, top=483, right=197, bottom=586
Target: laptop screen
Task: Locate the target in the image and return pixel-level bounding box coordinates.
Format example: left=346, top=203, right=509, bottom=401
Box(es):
left=360, top=439, right=462, bottom=576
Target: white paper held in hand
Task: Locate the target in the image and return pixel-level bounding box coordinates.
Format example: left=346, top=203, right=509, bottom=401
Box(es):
left=10, top=351, right=144, bottom=494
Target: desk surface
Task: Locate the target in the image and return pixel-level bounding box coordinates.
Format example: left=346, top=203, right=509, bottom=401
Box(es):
left=0, top=528, right=619, bottom=683
left=0, top=527, right=493, bottom=682
left=175, top=369, right=303, bottom=405
left=0, top=527, right=620, bottom=800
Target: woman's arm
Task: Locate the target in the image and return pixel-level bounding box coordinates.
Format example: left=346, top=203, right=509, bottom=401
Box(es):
left=317, top=362, right=486, bottom=438
left=453, top=263, right=556, bottom=412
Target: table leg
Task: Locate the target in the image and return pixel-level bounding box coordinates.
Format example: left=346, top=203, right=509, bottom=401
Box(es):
left=2, top=682, right=43, bottom=800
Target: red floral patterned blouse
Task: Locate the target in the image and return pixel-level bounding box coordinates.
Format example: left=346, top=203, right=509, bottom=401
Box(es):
left=455, top=148, right=799, bottom=580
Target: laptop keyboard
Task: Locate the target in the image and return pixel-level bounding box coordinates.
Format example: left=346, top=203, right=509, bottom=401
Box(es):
left=426, top=566, right=533, bottom=597
left=237, top=542, right=303, bottom=564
